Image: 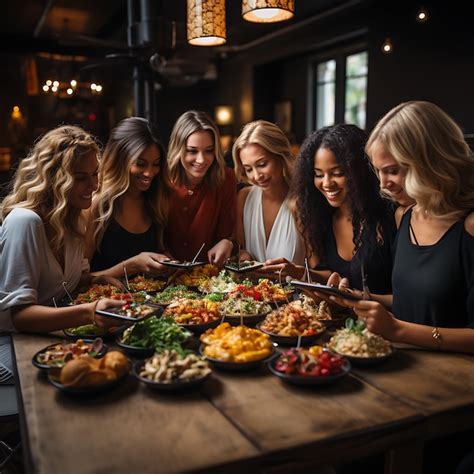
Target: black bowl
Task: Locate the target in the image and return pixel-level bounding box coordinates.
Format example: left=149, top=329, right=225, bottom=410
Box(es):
left=132, top=359, right=211, bottom=391
left=199, top=344, right=276, bottom=371
left=256, top=322, right=325, bottom=346
left=328, top=347, right=394, bottom=366
left=47, top=370, right=128, bottom=395
left=177, top=318, right=221, bottom=335
left=223, top=311, right=270, bottom=327
left=114, top=337, right=155, bottom=358
left=32, top=339, right=108, bottom=370
left=268, top=356, right=351, bottom=386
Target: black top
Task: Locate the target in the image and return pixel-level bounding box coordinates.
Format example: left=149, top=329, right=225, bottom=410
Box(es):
left=392, top=208, right=474, bottom=328
left=315, top=212, right=397, bottom=294
left=91, top=220, right=158, bottom=272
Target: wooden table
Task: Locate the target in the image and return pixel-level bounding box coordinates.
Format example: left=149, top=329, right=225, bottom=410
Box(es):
left=11, top=333, right=474, bottom=474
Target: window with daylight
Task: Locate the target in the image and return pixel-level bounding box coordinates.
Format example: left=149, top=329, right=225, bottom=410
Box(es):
left=314, top=50, right=368, bottom=129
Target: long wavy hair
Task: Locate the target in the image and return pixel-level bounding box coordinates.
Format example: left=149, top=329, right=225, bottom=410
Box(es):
left=90, top=117, right=172, bottom=250
left=292, top=124, right=390, bottom=263
left=232, top=120, right=294, bottom=186
left=1, top=125, right=99, bottom=253
left=167, top=110, right=225, bottom=188
left=366, top=100, right=474, bottom=219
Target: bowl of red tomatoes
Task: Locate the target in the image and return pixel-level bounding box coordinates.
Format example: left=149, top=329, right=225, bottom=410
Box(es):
left=268, top=346, right=350, bottom=386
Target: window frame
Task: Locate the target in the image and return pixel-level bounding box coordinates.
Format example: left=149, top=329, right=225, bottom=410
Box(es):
left=309, top=42, right=368, bottom=132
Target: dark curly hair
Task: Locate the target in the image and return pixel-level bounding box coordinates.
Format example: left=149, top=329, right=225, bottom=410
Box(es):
left=292, top=124, right=391, bottom=265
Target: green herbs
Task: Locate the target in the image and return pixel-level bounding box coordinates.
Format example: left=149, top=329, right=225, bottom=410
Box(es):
left=345, top=317, right=366, bottom=334
left=121, top=316, right=191, bottom=356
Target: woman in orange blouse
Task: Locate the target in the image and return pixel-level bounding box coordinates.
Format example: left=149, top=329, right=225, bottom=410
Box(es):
left=165, top=110, right=237, bottom=265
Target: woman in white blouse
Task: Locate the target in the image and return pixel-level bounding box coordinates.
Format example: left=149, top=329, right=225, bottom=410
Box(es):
left=0, top=125, right=124, bottom=334
left=232, top=120, right=305, bottom=265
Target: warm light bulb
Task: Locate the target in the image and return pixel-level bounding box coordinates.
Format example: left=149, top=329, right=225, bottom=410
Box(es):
left=52, top=86, right=58, bottom=92
left=70, top=79, right=77, bottom=87
left=53, top=81, right=59, bottom=87
left=91, top=83, right=97, bottom=90
left=67, top=88, right=73, bottom=95
left=43, top=85, right=49, bottom=92
left=46, top=80, right=52, bottom=86
left=188, top=36, right=226, bottom=46
left=95, top=85, right=103, bottom=92
left=416, top=7, right=428, bottom=22
left=13, top=106, right=19, bottom=113
left=382, top=38, right=393, bottom=54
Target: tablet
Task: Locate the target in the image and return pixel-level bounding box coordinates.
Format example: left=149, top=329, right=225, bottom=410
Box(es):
left=290, top=281, right=362, bottom=301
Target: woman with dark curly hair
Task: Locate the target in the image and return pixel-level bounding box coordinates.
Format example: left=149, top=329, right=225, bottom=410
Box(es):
left=264, top=124, right=396, bottom=296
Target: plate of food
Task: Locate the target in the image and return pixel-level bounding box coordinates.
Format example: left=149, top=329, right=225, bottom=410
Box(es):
left=268, top=346, right=351, bottom=386
left=63, top=324, right=121, bottom=341
left=148, top=285, right=200, bottom=306
left=115, top=316, right=191, bottom=358
left=46, top=351, right=131, bottom=395
left=326, top=319, right=393, bottom=364
left=159, top=259, right=206, bottom=269
left=32, top=338, right=107, bottom=370
left=163, top=298, right=221, bottom=335
left=220, top=297, right=272, bottom=326
left=224, top=260, right=264, bottom=274
left=96, top=301, right=163, bottom=323
left=198, top=271, right=237, bottom=294
left=199, top=322, right=275, bottom=371
left=132, top=350, right=211, bottom=391
left=257, top=300, right=326, bottom=345
left=126, top=275, right=166, bottom=292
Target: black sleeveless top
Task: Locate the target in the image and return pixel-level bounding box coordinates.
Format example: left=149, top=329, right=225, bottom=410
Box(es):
left=315, top=212, right=397, bottom=294
left=392, top=208, right=474, bottom=328
left=91, top=220, right=158, bottom=272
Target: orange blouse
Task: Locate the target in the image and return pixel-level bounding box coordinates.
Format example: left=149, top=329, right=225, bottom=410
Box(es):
left=165, top=168, right=237, bottom=261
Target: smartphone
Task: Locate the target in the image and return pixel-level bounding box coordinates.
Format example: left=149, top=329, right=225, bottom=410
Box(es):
left=290, top=281, right=362, bottom=301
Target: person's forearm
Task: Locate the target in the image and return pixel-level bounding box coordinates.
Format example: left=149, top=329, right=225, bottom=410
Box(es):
left=11, top=304, right=93, bottom=333
left=392, top=320, right=474, bottom=354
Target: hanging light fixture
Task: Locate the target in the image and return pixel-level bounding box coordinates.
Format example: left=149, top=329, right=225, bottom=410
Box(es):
left=242, top=0, right=294, bottom=23
left=187, top=0, right=226, bottom=46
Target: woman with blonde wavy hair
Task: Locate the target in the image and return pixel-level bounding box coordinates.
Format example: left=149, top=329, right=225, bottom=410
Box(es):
left=0, top=125, right=124, bottom=334
left=232, top=120, right=305, bottom=265
left=337, top=101, right=474, bottom=353
left=164, top=110, right=236, bottom=265
left=86, top=117, right=172, bottom=277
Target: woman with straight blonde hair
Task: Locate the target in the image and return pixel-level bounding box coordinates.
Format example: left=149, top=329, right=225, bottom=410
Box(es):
left=0, top=125, right=123, bottom=334
left=232, top=120, right=305, bottom=264
left=336, top=101, right=474, bottom=353
left=86, top=117, right=172, bottom=277
left=165, top=110, right=236, bottom=265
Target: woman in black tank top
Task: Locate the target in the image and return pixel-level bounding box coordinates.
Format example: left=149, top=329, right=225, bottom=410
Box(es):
left=349, top=101, right=474, bottom=354
left=86, top=118, right=173, bottom=277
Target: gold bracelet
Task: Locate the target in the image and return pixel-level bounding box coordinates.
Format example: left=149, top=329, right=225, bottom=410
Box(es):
left=432, top=327, right=442, bottom=349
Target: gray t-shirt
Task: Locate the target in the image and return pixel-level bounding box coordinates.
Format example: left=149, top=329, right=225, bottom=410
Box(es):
left=0, top=208, right=88, bottom=331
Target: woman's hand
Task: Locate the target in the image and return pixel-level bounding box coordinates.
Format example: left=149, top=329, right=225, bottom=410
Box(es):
left=348, top=300, right=400, bottom=341
left=125, top=252, right=169, bottom=275
left=258, top=257, right=303, bottom=279
left=88, top=298, right=125, bottom=329
left=238, top=250, right=254, bottom=262
left=208, top=239, right=233, bottom=267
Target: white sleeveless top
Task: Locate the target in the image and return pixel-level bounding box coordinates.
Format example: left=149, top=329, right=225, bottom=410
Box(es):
left=243, top=186, right=305, bottom=264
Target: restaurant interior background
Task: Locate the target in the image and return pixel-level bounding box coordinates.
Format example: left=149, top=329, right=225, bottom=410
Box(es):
left=0, top=0, right=472, bottom=194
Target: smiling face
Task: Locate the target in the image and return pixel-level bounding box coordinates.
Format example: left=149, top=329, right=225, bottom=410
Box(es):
left=313, top=146, right=348, bottom=209
left=128, top=144, right=161, bottom=194
left=239, top=144, right=284, bottom=189
left=69, top=150, right=99, bottom=209
left=181, top=130, right=215, bottom=185
left=370, top=140, right=412, bottom=206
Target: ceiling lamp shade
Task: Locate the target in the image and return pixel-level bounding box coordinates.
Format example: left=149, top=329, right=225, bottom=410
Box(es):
left=187, top=0, right=226, bottom=46
left=242, top=0, right=294, bottom=23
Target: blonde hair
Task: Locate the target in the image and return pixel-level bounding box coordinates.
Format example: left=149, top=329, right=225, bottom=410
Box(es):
left=167, top=110, right=225, bottom=188
left=1, top=125, right=99, bottom=253
left=366, top=101, right=474, bottom=219
left=232, top=120, right=294, bottom=185
left=91, top=117, right=172, bottom=250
